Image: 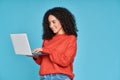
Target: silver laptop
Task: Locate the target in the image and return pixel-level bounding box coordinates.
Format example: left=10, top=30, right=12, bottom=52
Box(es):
left=10, top=33, right=41, bottom=56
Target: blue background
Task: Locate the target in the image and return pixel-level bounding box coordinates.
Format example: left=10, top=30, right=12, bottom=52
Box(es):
left=0, top=0, right=120, bottom=80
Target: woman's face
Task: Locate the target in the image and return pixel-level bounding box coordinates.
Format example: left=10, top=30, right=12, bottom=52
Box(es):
left=48, top=15, right=65, bottom=34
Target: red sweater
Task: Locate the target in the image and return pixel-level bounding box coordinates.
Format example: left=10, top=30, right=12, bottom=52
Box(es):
left=33, top=34, right=77, bottom=79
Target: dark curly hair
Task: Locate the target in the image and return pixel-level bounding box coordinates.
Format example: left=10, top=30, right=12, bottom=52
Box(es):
left=42, top=7, right=78, bottom=40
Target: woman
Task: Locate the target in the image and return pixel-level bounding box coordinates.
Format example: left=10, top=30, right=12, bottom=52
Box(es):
left=32, top=7, right=78, bottom=80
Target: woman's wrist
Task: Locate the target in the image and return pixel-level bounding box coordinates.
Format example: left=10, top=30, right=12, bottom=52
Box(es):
left=33, top=55, right=38, bottom=59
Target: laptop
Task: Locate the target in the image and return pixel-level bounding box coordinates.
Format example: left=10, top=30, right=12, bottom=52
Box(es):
left=10, top=33, right=42, bottom=56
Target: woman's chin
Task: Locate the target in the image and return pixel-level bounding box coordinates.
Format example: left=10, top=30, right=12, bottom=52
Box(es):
left=53, top=31, right=57, bottom=34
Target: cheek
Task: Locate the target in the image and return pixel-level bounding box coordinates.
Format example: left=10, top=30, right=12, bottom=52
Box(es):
left=54, top=26, right=57, bottom=29
left=55, top=23, right=61, bottom=29
left=52, top=24, right=58, bottom=29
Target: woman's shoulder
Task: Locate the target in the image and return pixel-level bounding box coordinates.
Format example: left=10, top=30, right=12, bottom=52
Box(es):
left=65, top=35, right=77, bottom=43
left=67, top=34, right=76, bottom=39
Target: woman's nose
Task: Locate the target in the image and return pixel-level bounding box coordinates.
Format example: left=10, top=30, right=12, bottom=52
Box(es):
left=49, top=23, right=53, bottom=28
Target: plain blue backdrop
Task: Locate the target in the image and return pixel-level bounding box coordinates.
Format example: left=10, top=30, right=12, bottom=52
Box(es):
left=0, top=0, right=120, bottom=80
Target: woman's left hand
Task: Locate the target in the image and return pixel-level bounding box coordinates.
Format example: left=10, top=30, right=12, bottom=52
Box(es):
left=32, top=48, right=43, bottom=53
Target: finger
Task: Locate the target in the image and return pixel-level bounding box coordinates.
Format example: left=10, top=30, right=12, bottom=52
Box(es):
left=32, top=48, right=38, bottom=52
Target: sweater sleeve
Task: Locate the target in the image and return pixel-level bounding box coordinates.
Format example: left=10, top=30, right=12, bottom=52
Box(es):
left=33, top=40, right=45, bottom=65
left=33, top=56, right=42, bottom=65
left=42, top=36, right=77, bottom=67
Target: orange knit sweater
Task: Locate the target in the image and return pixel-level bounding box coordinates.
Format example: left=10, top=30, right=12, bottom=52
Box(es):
left=33, top=34, right=77, bottom=79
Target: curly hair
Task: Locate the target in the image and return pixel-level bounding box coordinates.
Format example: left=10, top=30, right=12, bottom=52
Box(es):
left=42, top=7, right=78, bottom=40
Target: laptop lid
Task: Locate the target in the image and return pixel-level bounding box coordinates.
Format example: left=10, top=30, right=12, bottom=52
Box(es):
left=10, top=33, right=33, bottom=56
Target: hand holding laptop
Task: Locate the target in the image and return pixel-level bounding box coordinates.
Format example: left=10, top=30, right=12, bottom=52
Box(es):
left=32, top=48, right=47, bottom=56
left=32, top=48, right=42, bottom=57
left=32, top=48, right=43, bottom=53
left=10, top=33, right=47, bottom=57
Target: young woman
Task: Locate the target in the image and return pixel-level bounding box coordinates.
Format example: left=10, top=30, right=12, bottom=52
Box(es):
left=32, top=7, right=78, bottom=80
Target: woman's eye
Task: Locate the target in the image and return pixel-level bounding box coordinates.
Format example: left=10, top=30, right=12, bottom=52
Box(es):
left=52, top=21, right=55, bottom=24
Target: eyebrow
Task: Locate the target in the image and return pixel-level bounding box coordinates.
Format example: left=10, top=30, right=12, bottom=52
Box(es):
left=49, top=19, right=56, bottom=22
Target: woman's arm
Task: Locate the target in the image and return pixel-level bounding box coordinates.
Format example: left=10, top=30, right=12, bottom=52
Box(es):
left=42, top=36, right=77, bottom=67
left=33, top=56, right=43, bottom=65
